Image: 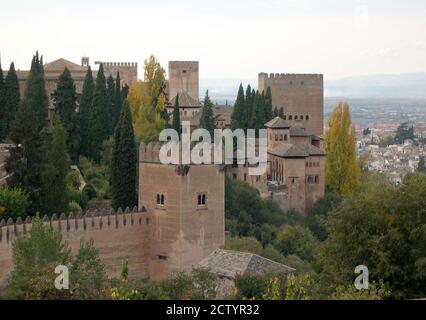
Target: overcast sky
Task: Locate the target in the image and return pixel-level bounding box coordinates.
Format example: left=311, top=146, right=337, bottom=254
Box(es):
left=1, top=0, right=425, bottom=81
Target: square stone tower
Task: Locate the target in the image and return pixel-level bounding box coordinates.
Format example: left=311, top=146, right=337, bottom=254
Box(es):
left=168, top=61, right=199, bottom=102
left=258, top=73, right=324, bottom=136
left=138, top=142, right=225, bottom=280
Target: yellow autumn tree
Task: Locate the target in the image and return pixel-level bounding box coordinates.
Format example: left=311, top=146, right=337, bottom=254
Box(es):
left=127, top=55, right=166, bottom=142
left=325, top=102, right=361, bottom=197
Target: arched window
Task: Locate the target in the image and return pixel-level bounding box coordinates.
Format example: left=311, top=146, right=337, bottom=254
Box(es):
left=295, top=115, right=298, bottom=120
left=197, top=193, right=207, bottom=207
left=306, top=115, right=309, bottom=120
left=280, top=134, right=283, bottom=141
left=284, top=134, right=288, bottom=141
left=275, top=135, right=278, bottom=141
left=156, top=194, right=165, bottom=208
left=289, top=115, right=293, bottom=120
left=283, top=115, right=287, bottom=120
left=300, top=115, right=304, bottom=120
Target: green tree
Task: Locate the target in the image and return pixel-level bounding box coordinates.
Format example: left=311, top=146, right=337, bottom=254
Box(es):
left=245, top=85, right=253, bottom=129
left=53, top=68, right=79, bottom=161
left=79, top=66, right=95, bottom=157
left=276, top=225, right=318, bottom=262
left=319, top=172, right=426, bottom=299
left=231, top=84, right=245, bottom=130
left=172, top=93, right=181, bottom=134
left=113, top=73, right=122, bottom=131
left=394, top=122, right=414, bottom=144
left=1, top=63, right=21, bottom=141
left=264, top=87, right=273, bottom=122
left=0, top=62, right=5, bottom=140
left=87, top=64, right=109, bottom=162
left=70, top=239, right=108, bottom=299
left=106, top=75, right=116, bottom=136
left=5, top=96, right=44, bottom=214
left=6, top=216, right=71, bottom=299
left=199, top=91, right=216, bottom=136
left=41, top=117, right=70, bottom=215
left=111, top=102, right=137, bottom=210
left=22, top=52, right=48, bottom=131
left=325, top=103, right=361, bottom=197
left=0, top=187, right=29, bottom=219
left=416, top=156, right=426, bottom=172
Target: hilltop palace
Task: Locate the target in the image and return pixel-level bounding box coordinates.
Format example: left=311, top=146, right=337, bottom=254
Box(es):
left=0, top=57, right=325, bottom=284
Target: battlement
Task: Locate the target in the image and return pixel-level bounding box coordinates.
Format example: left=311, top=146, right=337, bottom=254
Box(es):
left=102, top=62, right=138, bottom=67
left=259, top=72, right=323, bottom=80
left=0, top=207, right=147, bottom=244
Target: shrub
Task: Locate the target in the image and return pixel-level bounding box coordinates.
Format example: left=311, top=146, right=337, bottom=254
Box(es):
left=0, top=187, right=30, bottom=219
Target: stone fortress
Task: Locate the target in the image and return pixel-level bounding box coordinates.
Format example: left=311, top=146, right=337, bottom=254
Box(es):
left=166, top=62, right=326, bottom=214
left=0, top=56, right=325, bottom=286
left=8, top=57, right=138, bottom=99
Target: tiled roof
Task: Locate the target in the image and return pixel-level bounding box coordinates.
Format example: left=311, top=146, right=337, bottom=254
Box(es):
left=270, top=143, right=326, bottom=158
left=44, top=58, right=87, bottom=73
left=265, top=117, right=290, bottom=129
left=290, top=125, right=312, bottom=137
left=198, top=249, right=295, bottom=279
left=169, top=91, right=201, bottom=108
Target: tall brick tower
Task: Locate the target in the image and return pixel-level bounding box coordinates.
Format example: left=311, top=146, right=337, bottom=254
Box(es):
left=168, top=61, right=199, bottom=101
left=138, top=142, right=225, bottom=280
left=258, top=73, right=324, bottom=136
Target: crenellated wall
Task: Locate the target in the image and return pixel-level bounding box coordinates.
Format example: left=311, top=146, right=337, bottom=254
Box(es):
left=0, top=207, right=150, bottom=286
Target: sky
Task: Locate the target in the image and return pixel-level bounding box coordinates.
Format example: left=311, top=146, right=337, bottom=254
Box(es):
left=1, top=0, right=426, bottom=82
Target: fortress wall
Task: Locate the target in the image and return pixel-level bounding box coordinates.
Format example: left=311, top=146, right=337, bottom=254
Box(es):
left=0, top=208, right=150, bottom=286
left=258, top=73, right=324, bottom=136
left=103, top=62, right=138, bottom=87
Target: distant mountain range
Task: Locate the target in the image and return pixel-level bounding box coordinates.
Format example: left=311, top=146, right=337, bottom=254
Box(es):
left=200, top=73, right=426, bottom=104
left=326, top=73, right=426, bottom=98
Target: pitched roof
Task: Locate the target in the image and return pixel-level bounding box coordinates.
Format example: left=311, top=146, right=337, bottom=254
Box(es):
left=43, top=58, right=87, bottom=73
left=168, top=91, right=201, bottom=108
left=270, top=143, right=326, bottom=158
left=265, top=117, right=290, bottom=129
left=290, top=125, right=312, bottom=137
left=198, top=249, right=295, bottom=279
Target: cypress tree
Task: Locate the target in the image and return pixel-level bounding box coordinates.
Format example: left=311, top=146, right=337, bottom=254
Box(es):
left=87, top=64, right=109, bottom=162
left=111, top=101, right=136, bottom=210
left=231, top=84, right=245, bottom=130
left=250, top=91, right=265, bottom=131
left=245, top=85, right=252, bottom=129
left=264, top=87, right=273, bottom=122
left=41, top=116, right=70, bottom=215
left=53, top=68, right=76, bottom=133
left=172, top=93, right=181, bottom=134
left=53, top=68, right=79, bottom=161
left=2, top=63, right=21, bottom=140
left=273, top=106, right=279, bottom=118
left=23, top=52, right=48, bottom=130
left=0, top=63, right=5, bottom=140
left=5, top=97, right=44, bottom=214
left=113, top=73, right=122, bottom=131
left=79, top=66, right=95, bottom=157
left=199, top=91, right=216, bottom=136
left=279, top=107, right=284, bottom=117
left=106, top=75, right=115, bottom=136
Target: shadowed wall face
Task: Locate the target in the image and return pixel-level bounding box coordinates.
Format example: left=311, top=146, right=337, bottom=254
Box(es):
left=259, top=73, right=324, bottom=136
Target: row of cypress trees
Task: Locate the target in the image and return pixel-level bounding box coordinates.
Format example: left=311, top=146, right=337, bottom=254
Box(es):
left=231, top=84, right=274, bottom=131
left=2, top=52, right=137, bottom=214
